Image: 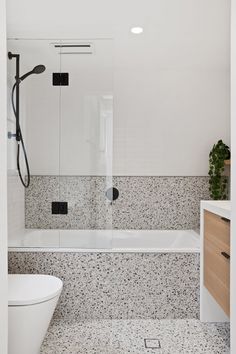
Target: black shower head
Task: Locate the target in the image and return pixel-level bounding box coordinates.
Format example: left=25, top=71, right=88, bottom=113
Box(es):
left=19, top=64, right=46, bottom=81
left=32, top=65, right=46, bottom=74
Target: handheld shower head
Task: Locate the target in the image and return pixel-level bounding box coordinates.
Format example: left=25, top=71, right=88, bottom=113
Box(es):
left=32, top=65, right=46, bottom=74
left=19, top=64, right=46, bottom=81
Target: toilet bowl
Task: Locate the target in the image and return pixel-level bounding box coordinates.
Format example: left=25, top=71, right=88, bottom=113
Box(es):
left=8, top=274, right=63, bottom=354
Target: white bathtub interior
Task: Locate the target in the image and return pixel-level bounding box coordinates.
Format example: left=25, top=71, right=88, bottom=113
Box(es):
left=8, top=229, right=200, bottom=252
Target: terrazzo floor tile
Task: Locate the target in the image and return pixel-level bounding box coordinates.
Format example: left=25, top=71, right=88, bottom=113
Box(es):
left=40, top=319, right=230, bottom=354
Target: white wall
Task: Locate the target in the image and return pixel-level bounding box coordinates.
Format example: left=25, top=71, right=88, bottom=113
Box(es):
left=231, top=0, right=236, bottom=352
left=7, top=39, right=114, bottom=176
left=0, top=0, right=8, bottom=352
left=7, top=174, right=25, bottom=246
left=6, top=0, right=230, bottom=177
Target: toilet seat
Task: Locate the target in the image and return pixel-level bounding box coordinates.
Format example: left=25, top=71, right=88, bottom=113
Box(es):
left=8, top=274, right=63, bottom=306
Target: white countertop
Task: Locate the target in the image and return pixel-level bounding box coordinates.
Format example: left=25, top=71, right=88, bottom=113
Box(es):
left=201, top=200, right=231, bottom=220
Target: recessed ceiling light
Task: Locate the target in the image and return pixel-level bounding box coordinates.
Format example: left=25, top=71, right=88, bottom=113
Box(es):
left=131, top=27, right=144, bottom=34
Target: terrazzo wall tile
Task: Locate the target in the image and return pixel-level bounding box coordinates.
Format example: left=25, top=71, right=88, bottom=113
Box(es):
left=25, top=176, right=210, bottom=229
left=25, top=176, right=112, bottom=229
left=112, top=176, right=210, bottom=229
left=9, top=252, right=200, bottom=320
left=25, top=176, right=60, bottom=229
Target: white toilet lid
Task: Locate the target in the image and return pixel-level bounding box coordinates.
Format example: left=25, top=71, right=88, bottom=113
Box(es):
left=8, top=274, right=63, bottom=306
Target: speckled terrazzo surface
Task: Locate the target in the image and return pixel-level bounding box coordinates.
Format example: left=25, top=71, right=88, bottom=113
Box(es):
left=40, top=319, right=230, bottom=354
left=25, top=176, right=112, bottom=230
left=112, top=176, right=210, bottom=230
left=25, top=176, right=210, bottom=229
left=9, top=252, right=200, bottom=320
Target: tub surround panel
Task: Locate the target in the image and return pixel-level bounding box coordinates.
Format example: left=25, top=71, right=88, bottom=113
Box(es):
left=8, top=252, right=200, bottom=320
left=25, top=176, right=210, bottom=230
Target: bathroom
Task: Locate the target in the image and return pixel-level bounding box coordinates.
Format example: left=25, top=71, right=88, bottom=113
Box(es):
left=0, top=0, right=236, bottom=353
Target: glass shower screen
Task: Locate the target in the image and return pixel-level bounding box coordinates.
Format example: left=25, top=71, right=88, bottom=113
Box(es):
left=58, top=40, right=114, bottom=248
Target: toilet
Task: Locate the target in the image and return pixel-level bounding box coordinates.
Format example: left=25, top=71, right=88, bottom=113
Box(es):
left=8, top=274, right=63, bottom=354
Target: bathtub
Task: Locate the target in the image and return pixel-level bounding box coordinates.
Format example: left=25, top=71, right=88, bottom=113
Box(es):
left=8, top=229, right=200, bottom=252
left=9, top=229, right=200, bottom=320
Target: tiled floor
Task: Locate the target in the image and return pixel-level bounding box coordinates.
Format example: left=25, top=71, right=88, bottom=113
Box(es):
left=41, top=319, right=230, bottom=354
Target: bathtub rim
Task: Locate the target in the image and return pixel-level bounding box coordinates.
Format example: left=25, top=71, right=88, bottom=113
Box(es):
left=8, top=228, right=200, bottom=253
left=8, top=247, right=200, bottom=253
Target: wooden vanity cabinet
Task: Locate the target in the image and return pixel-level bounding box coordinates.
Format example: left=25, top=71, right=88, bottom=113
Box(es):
left=204, top=210, right=230, bottom=317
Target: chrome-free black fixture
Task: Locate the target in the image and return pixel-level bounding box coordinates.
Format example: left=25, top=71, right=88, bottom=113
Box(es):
left=105, top=187, right=119, bottom=202
left=20, top=64, right=45, bottom=81
left=8, top=52, right=46, bottom=188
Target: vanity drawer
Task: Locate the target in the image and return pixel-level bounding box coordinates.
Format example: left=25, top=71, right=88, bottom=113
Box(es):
left=204, top=238, right=230, bottom=289
left=204, top=210, right=230, bottom=249
left=204, top=265, right=230, bottom=316
left=204, top=210, right=230, bottom=317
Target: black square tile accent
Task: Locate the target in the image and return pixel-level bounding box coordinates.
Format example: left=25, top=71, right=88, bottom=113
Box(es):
left=52, top=202, right=68, bottom=214
left=144, top=339, right=161, bottom=349
left=53, top=73, right=69, bottom=86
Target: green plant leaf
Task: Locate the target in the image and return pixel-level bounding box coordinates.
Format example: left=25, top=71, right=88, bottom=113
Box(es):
left=208, top=140, right=230, bottom=200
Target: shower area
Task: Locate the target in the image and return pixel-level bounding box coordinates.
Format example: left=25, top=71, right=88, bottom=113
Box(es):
left=8, top=38, right=115, bottom=249
left=7, top=38, right=204, bottom=250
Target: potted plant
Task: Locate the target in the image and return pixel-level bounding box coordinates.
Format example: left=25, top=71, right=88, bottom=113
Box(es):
left=208, top=140, right=230, bottom=200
